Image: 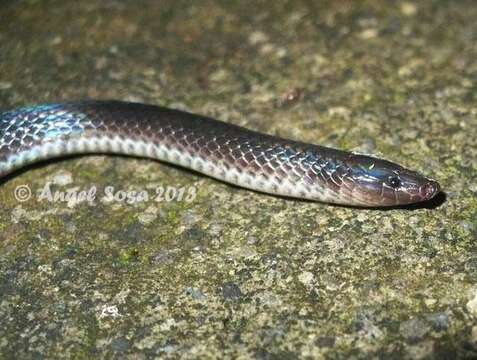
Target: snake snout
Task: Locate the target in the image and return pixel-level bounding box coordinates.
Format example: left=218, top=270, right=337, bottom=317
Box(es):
left=419, top=180, right=440, bottom=200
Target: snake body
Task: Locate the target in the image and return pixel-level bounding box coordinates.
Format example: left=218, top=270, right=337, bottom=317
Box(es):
left=0, top=101, right=439, bottom=206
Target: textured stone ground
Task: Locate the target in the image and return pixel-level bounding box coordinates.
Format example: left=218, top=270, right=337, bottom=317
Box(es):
left=0, top=0, right=476, bottom=358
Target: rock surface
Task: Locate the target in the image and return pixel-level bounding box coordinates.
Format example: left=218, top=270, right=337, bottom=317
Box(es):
left=0, top=0, right=476, bottom=358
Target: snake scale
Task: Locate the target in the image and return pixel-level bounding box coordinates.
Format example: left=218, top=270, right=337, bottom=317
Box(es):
left=0, top=100, right=440, bottom=207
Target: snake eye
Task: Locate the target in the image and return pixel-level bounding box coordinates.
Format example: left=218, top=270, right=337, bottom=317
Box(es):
left=386, top=176, right=401, bottom=188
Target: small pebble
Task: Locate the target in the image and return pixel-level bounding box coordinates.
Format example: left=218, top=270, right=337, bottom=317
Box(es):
left=401, top=2, right=417, bottom=16
left=221, top=282, right=242, bottom=300
left=185, top=287, right=206, bottom=301
left=466, top=290, right=477, bottom=317
left=298, top=271, right=314, bottom=286
left=0, top=82, right=12, bottom=90
left=399, top=318, right=429, bottom=341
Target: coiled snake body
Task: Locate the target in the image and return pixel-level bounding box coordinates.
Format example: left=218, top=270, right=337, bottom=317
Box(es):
left=0, top=101, right=440, bottom=207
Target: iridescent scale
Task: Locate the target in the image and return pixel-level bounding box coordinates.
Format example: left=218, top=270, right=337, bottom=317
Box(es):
left=0, top=101, right=438, bottom=206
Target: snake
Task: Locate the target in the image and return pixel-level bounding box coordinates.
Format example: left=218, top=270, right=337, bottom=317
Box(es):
left=0, top=100, right=440, bottom=207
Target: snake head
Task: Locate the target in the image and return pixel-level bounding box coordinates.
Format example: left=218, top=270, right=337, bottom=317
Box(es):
left=343, top=154, right=440, bottom=207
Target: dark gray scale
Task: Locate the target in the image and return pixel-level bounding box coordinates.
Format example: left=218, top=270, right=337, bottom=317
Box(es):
left=0, top=100, right=440, bottom=206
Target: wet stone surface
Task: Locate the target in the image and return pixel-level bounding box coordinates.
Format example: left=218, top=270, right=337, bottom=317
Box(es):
left=0, top=0, right=476, bottom=358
